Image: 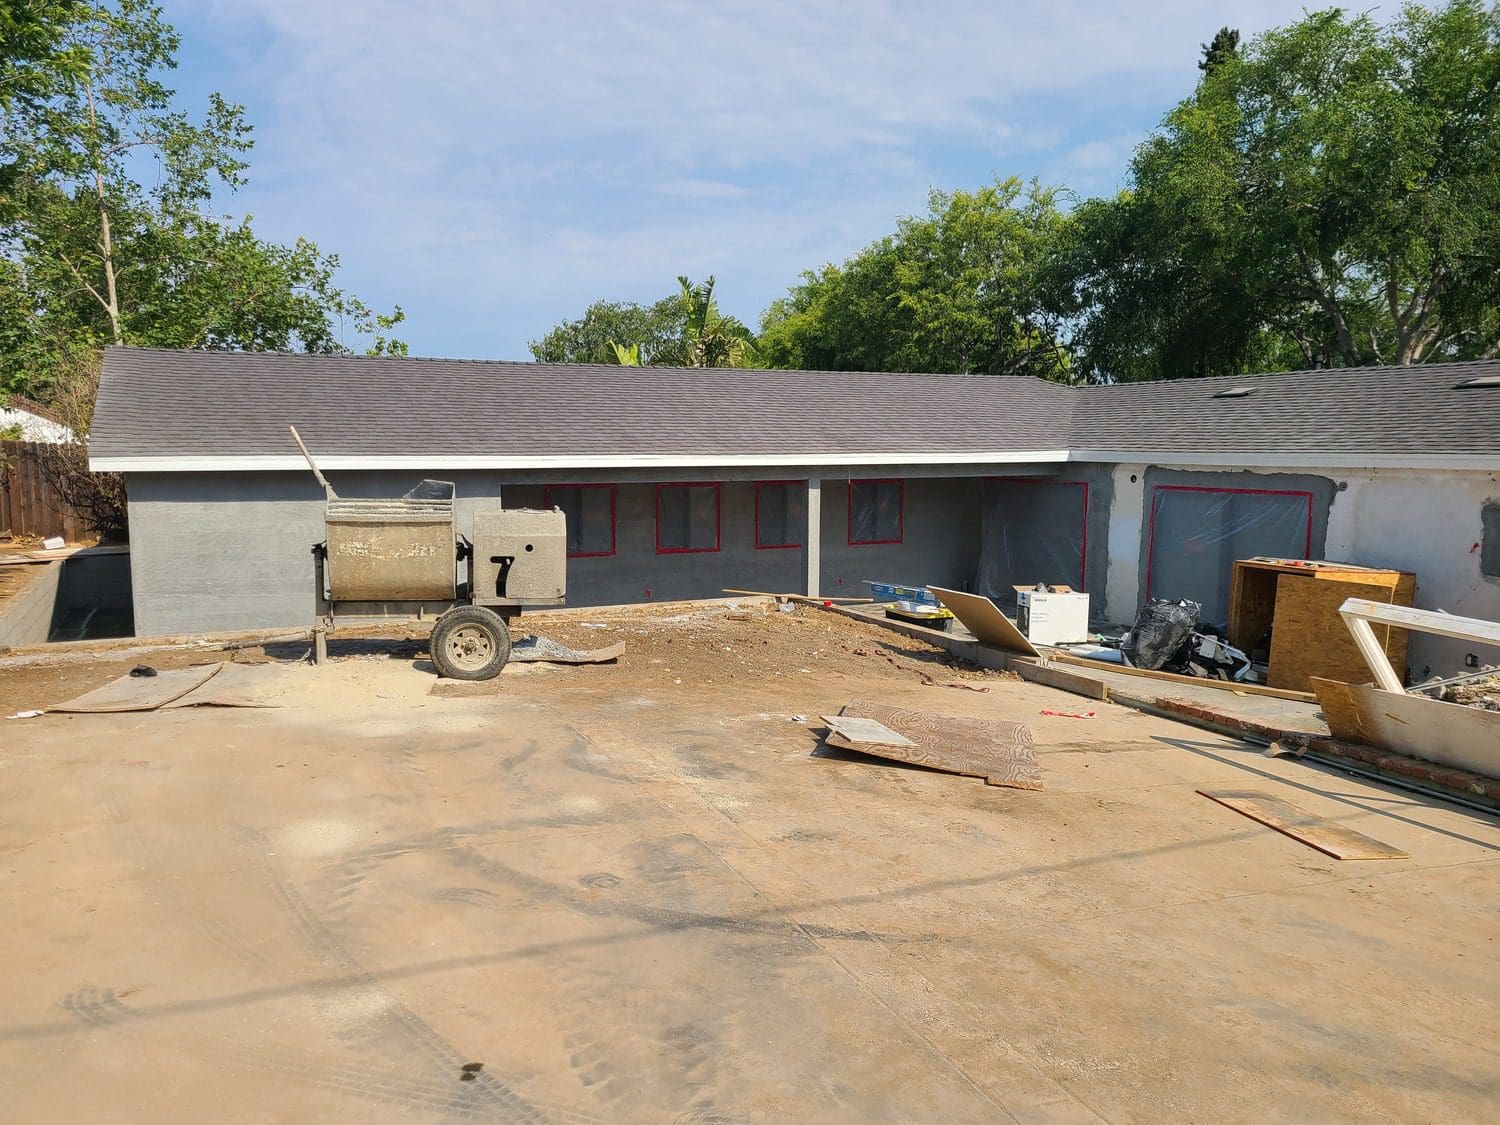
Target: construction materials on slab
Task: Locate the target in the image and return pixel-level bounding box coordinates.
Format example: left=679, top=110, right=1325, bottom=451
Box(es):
left=1312, top=677, right=1500, bottom=780
left=1340, top=598, right=1500, bottom=695
left=884, top=601, right=954, bottom=631
left=1048, top=653, right=1315, bottom=701
left=820, top=700, right=1042, bottom=790
left=927, top=586, right=1040, bottom=657
left=865, top=581, right=941, bottom=606
left=1198, top=789, right=1409, bottom=860
left=1013, top=584, right=1090, bottom=645
left=1228, top=557, right=1415, bottom=692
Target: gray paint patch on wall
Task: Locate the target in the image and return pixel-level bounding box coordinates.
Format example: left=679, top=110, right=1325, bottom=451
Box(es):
left=1482, top=500, right=1500, bottom=579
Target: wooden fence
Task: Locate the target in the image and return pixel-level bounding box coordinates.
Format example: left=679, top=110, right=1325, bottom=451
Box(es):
left=1, top=440, right=90, bottom=542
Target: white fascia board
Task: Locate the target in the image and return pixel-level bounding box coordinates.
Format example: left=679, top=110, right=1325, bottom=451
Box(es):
left=90, top=449, right=1075, bottom=473
left=1066, top=448, right=1500, bottom=472
left=90, top=447, right=1497, bottom=474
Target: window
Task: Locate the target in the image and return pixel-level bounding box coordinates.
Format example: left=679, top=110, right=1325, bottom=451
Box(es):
left=849, top=479, right=903, bottom=545
left=979, top=478, right=1088, bottom=593
left=1482, top=501, right=1500, bottom=579
left=545, top=484, right=615, bottom=558
left=656, top=483, right=720, bottom=553
left=1145, top=485, right=1314, bottom=623
left=755, top=481, right=805, bottom=549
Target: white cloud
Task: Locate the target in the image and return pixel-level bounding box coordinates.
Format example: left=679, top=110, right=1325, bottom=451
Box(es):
left=180, top=0, right=1324, bottom=356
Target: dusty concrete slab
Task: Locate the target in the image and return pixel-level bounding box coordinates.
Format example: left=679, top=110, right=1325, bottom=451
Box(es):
left=0, top=605, right=1496, bottom=1122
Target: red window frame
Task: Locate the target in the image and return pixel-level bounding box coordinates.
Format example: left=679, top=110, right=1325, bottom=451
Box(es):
left=754, top=480, right=804, bottom=550
left=655, top=482, right=721, bottom=555
left=544, top=483, right=617, bottom=559
left=986, top=476, right=1090, bottom=590
left=1144, top=484, right=1314, bottom=601
left=847, top=478, right=904, bottom=546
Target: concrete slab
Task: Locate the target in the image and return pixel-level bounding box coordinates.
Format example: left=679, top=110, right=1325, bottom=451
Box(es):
left=0, top=605, right=1496, bottom=1121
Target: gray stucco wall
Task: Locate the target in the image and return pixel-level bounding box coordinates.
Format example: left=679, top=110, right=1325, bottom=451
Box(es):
left=127, top=471, right=984, bottom=635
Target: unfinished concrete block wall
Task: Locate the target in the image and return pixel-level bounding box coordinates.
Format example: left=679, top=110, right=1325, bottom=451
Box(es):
left=126, top=470, right=985, bottom=634
left=505, top=476, right=982, bottom=607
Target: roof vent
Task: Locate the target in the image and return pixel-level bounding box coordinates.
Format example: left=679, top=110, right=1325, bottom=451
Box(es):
left=1455, top=375, right=1500, bottom=389
left=1213, top=387, right=1254, bottom=399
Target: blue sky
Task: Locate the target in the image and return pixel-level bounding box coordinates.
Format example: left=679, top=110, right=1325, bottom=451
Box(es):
left=166, top=1, right=1331, bottom=360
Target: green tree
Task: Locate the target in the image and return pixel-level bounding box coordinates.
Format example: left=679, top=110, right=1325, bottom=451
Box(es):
left=529, top=296, right=684, bottom=365
left=1198, top=27, right=1240, bottom=73
left=760, top=179, right=1070, bottom=378
left=531, top=277, right=757, bottom=368
left=1059, top=1, right=1500, bottom=379
left=0, top=0, right=404, bottom=396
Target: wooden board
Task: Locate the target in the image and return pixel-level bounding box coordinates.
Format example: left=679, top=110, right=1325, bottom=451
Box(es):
left=927, top=586, right=1040, bottom=657
left=1198, top=789, right=1409, bottom=860
left=1267, top=575, right=1401, bottom=692
left=1047, top=652, right=1316, bottom=702
left=1311, top=677, right=1500, bottom=779
left=821, top=714, right=915, bottom=746
left=826, top=700, right=1042, bottom=790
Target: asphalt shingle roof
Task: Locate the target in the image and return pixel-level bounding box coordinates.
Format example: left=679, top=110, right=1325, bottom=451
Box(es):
left=90, top=346, right=1499, bottom=467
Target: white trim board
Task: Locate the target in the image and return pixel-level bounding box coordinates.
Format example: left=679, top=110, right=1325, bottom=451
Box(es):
left=90, top=450, right=1074, bottom=473
left=90, top=448, right=1500, bottom=474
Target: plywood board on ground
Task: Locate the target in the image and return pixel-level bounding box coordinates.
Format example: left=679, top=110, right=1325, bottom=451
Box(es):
left=927, top=587, right=1039, bottom=657
left=1311, top=677, right=1500, bottom=780
left=825, top=700, right=1041, bottom=789
left=1198, top=789, right=1409, bottom=860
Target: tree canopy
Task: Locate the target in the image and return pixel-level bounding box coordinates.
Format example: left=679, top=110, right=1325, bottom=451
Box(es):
left=530, top=275, right=756, bottom=368
left=1056, top=0, right=1500, bottom=379
left=758, top=179, right=1070, bottom=378
left=0, top=0, right=403, bottom=399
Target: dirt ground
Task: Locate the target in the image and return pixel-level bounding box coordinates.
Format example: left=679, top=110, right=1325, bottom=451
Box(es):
left=1, top=601, right=1497, bottom=1122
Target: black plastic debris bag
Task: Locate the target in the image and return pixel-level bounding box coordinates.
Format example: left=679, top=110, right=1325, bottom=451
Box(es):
left=1122, top=598, right=1202, bottom=671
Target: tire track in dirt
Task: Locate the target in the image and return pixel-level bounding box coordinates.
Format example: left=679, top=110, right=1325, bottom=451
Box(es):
left=245, top=826, right=585, bottom=1123
left=99, top=784, right=273, bottom=971
left=62, top=988, right=540, bottom=1121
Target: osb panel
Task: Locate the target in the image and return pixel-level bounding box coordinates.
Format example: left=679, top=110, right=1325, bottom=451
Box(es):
left=1268, top=574, right=1411, bottom=692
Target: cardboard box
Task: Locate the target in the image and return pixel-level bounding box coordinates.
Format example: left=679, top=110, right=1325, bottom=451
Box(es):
left=1012, top=585, right=1090, bottom=645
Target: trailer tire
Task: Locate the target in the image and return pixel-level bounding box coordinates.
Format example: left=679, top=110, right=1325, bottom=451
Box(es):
left=431, top=606, right=511, bottom=680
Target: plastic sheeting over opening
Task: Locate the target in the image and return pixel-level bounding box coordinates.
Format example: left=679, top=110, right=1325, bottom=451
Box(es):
left=976, top=478, right=1087, bottom=605
left=550, top=485, right=614, bottom=556
left=1146, top=486, right=1312, bottom=625
left=756, top=482, right=805, bottom=548
left=850, top=480, right=902, bottom=544
left=657, top=484, right=720, bottom=551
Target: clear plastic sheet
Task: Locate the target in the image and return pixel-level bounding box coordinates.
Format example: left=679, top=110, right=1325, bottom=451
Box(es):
left=976, top=478, right=1087, bottom=604
left=657, top=484, right=719, bottom=551
left=756, top=482, right=805, bottom=547
left=552, top=485, right=613, bottom=556
left=850, top=480, right=902, bottom=543
left=1146, top=486, right=1312, bottom=625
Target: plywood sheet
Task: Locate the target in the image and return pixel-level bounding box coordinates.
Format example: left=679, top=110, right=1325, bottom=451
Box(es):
left=1311, top=678, right=1500, bottom=780
left=1198, top=789, right=1409, bottom=860
left=1268, top=575, right=1402, bottom=692
left=826, top=700, right=1041, bottom=790
left=928, top=587, right=1040, bottom=657
left=48, top=663, right=222, bottom=713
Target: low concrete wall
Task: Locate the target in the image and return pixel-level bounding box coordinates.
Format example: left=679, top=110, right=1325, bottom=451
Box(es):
left=0, top=563, right=62, bottom=648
